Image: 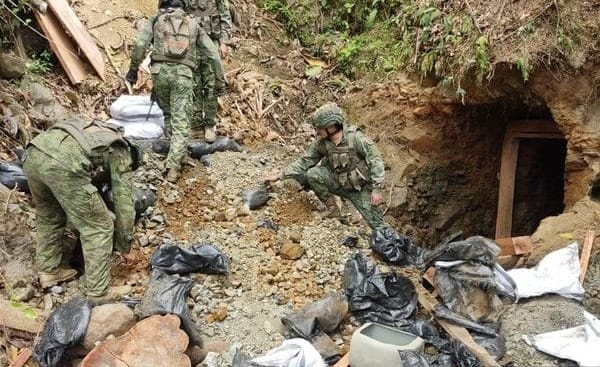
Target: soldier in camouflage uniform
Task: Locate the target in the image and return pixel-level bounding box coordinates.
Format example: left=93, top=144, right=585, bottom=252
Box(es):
left=265, top=102, right=388, bottom=230
left=186, top=0, right=232, bottom=142
left=126, top=0, right=223, bottom=182
left=23, top=116, right=141, bottom=300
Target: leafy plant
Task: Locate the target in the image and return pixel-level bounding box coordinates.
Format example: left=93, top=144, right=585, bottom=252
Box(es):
left=516, top=57, right=530, bottom=81
left=26, top=50, right=53, bottom=75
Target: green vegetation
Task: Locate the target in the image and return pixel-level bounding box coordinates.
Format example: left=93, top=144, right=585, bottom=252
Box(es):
left=258, top=0, right=599, bottom=90
left=26, top=49, right=53, bottom=75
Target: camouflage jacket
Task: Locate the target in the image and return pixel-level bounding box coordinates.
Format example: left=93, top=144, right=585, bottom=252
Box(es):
left=129, top=8, right=223, bottom=78
left=186, top=0, right=233, bottom=42
left=284, top=125, right=385, bottom=192
left=29, top=127, right=135, bottom=252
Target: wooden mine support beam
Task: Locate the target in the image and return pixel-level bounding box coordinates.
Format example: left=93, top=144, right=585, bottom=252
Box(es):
left=495, top=120, right=564, bottom=239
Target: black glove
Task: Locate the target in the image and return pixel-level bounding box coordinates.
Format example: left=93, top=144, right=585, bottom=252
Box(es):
left=125, top=69, right=138, bottom=84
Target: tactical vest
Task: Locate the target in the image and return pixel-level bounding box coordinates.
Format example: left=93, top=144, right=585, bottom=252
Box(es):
left=187, top=0, right=221, bottom=39
left=50, top=117, right=128, bottom=169
left=326, top=125, right=370, bottom=191
left=151, top=8, right=198, bottom=68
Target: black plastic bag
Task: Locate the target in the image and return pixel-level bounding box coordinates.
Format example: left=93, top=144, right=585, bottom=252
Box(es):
left=0, top=162, right=29, bottom=192
left=433, top=305, right=498, bottom=336
left=399, top=351, right=431, bottom=367
left=33, top=295, right=91, bottom=367
left=311, top=332, right=343, bottom=364
left=134, top=187, right=157, bottom=215
left=472, top=332, right=506, bottom=360
left=344, top=253, right=417, bottom=326
left=134, top=269, right=203, bottom=346
left=399, top=319, right=446, bottom=349
left=188, top=137, right=243, bottom=159
left=242, top=184, right=271, bottom=210
left=281, top=293, right=348, bottom=339
left=440, top=340, right=481, bottom=367
left=424, top=236, right=500, bottom=269
left=341, top=236, right=358, bottom=247
left=370, top=228, right=427, bottom=269
left=150, top=243, right=230, bottom=275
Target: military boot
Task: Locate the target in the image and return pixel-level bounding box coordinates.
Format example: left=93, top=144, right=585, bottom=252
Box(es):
left=38, top=267, right=78, bottom=288
left=86, top=288, right=124, bottom=303
left=204, top=125, right=216, bottom=143
left=189, top=128, right=204, bottom=140
left=166, top=168, right=180, bottom=183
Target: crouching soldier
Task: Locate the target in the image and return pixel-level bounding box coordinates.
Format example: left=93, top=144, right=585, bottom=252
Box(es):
left=23, top=116, right=142, bottom=301
left=264, top=102, right=389, bottom=231
left=126, top=0, right=223, bottom=182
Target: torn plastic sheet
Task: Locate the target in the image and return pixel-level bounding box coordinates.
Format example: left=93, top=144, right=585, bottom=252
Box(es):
left=150, top=243, right=230, bottom=275
left=344, top=253, right=417, bottom=327
left=134, top=269, right=202, bottom=346
left=33, top=295, right=91, bottom=367
left=281, top=293, right=348, bottom=339
left=523, top=311, right=600, bottom=367
left=433, top=305, right=499, bottom=337
left=507, top=242, right=585, bottom=301
left=370, top=227, right=428, bottom=268
left=251, top=338, right=327, bottom=367
left=424, top=236, right=500, bottom=269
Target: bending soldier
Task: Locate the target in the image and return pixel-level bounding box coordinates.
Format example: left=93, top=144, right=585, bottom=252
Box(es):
left=23, top=116, right=142, bottom=301
left=126, top=0, right=223, bottom=182
left=186, top=0, right=232, bottom=142
left=265, top=102, right=388, bottom=231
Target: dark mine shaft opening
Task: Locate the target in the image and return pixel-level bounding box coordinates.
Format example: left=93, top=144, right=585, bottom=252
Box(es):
left=511, top=138, right=566, bottom=236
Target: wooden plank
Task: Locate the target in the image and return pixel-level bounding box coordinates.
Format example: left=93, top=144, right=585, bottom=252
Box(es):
left=35, top=10, right=89, bottom=84
left=46, top=0, right=105, bottom=80
left=8, top=347, right=32, bottom=367
left=495, top=236, right=533, bottom=256
left=495, top=135, right=520, bottom=239
left=579, top=230, right=595, bottom=284
left=415, top=283, right=501, bottom=367
left=333, top=353, right=349, bottom=367
left=506, top=120, right=562, bottom=135
left=0, top=300, right=44, bottom=334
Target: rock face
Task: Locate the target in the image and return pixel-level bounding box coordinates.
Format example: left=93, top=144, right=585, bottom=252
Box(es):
left=81, top=314, right=191, bottom=367
left=23, top=81, right=69, bottom=125
left=82, top=303, right=136, bottom=350
left=0, top=53, right=26, bottom=79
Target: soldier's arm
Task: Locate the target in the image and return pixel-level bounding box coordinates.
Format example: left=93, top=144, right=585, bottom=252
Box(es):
left=355, top=132, right=385, bottom=192
left=283, top=140, right=323, bottom=177
left=217, top=0, right=233, bottom=42
left=106, top=146, right=135, bottom=252
left=129, top=16, right=155, bottom=72
left=196, top=28, right=225, bottom=85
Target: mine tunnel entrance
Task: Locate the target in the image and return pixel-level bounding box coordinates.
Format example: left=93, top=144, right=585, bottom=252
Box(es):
left=495, top=120, right=566, bottom=239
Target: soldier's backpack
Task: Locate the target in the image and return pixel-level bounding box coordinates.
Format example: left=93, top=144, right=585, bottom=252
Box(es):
left=154, top=9, right=195, bottom=59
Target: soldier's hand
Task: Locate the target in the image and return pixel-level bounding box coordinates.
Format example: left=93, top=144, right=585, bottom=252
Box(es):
left=219, top=43, right=229, bottom=59
left=371, top=192, right=384, bottom=206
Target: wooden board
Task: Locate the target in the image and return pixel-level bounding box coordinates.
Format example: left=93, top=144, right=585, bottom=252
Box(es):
left=47, top=0, right=105, bottom=80
left=580, top=230, right=595, bottom=284
left=415, top=283, right=501, bottom=367
left=35, top=10, right=89, bottom=84
left=495, top=236, right=533, bottom=256
left=333, top=353, right=349, bottom=367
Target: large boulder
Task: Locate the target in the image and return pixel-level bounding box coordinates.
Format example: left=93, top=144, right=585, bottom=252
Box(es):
left=82, top=303, right=136, bottom=350
left=0, top=53, right=26, bottom=79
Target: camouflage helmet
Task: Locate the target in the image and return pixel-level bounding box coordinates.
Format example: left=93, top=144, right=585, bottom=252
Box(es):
left=159, top=0, right=186, bottom=9
left=311, top=102, right=345, bottom=128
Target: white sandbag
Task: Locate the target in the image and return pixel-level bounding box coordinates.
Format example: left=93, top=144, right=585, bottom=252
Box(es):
left=110, top=95, right=164, bottom=122
left=107, top=118, right=164, bottom=139
left=507, top=242, right=585, bottom=301
left=523, top=311, right=600, bottom=367
left=252, top=338, right=326, bottom=367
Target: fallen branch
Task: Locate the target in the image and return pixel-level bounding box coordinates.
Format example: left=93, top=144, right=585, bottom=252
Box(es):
left=8, top=347, right=32, bottom=367
left=258, top=97, right=283, bottom=119
left=383, top=183, right=394, bottom=215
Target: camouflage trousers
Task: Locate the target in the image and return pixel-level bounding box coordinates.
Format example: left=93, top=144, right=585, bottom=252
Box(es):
left=305, top=165, right=387, bottom=230
left=152, top=63, right=193, bottom=169
left=23, top=147, right=113, bottom=296
left=191, top=41, right=224, bottom=130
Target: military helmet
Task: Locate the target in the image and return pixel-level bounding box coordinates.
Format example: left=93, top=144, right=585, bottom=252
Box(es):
left=311, top=102, right=345, bottom=128
left=159, top=0, right=186, bottom=9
